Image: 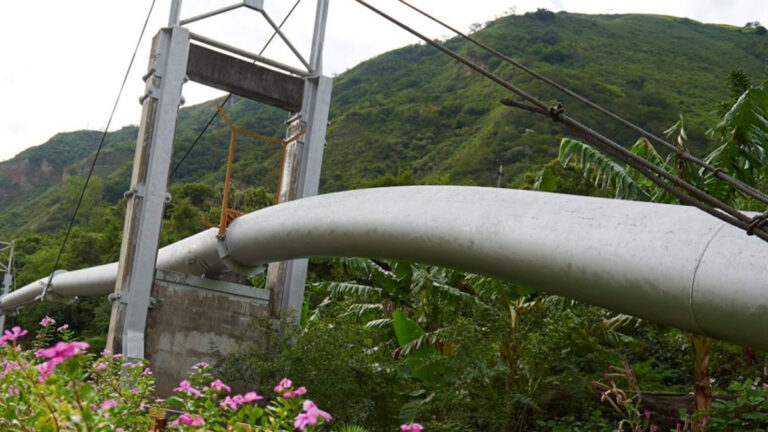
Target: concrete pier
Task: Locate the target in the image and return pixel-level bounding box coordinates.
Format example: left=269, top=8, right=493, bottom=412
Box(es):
left=145, top=270, right=269, bottom=395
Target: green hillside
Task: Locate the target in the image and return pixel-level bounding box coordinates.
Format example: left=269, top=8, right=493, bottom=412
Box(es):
left=0, top=11, right=765, bottom=235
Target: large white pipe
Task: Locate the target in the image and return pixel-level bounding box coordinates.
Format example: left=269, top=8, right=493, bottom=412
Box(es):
left=2, top=187, right=766, bottom=348
left=0, top=230, right=224, bottom=309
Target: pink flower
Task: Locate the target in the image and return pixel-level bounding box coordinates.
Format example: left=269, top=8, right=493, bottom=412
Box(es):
left=242, top=391, right=262, bottom=403
left=192, top=362, right=209, bottom=369
left=294, top=413, right=315, bottom=430
left=219, top=391, right=263, bottom=410
left=400, top=423, right=425, bottom=432
left=40, top=316, right=56, bottom=327
left=220, top=395, right=240, bottom=411
left=294, top=400, right=332, bottom=431
left=274, top=377, right=293, bottom=393
left=56, top=324, right=69, bottom=332
left=174, top=380, right=202, bottom=398
left=101, top=399, right=118, bottom=409
left=210, top=379, right=231, bottom=393
left=93, top=361, right=107, bottom=371
left=34, top=341, right=89, bottom=381
left=0, top=361, right=20, bottom=378
left=143, top=367, right=153, bottom=376
left=36, top=341, right=89, bottom=361
left=0, top=326, right=28, bottom=345
left=170, top=413, right=204, bottom=426
left=37, top=360, right=57, bottom=382
left=282, top=386, right=307, bottom=399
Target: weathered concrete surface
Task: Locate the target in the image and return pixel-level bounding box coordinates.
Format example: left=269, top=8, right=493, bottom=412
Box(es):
left=146, top=270, right=270, bottom=396
left=186, top=44, right=304, bottom=111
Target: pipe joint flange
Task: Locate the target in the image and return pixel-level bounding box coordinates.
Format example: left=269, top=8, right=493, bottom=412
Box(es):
left=36, top=270, right=67, bottom=302
left=216, top=236, right=265, bottom=276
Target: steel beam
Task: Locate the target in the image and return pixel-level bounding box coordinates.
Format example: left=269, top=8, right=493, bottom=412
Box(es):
left=169, top=0, right=183, bottom=26
left=260, top=10, right=311, bottom=72
left=106, top=26, right=190, bottom=360
left=265, top=0, right=332, bottom=321
left=0, top=241, right=13, bottom=332
left=180, top=2, right=243, bottom=26
left=189, top=33, right=309, bottom=77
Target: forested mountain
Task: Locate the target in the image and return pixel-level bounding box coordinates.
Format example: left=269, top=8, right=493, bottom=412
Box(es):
left=1, top=11, right=766, bottom=236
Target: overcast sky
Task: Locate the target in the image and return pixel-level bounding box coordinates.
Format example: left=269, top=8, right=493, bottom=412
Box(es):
left=0, top=0, right=765, bottom=161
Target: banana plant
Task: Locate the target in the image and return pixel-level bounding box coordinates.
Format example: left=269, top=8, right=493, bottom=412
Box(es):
left=706, top=83, right=768, bottom=207
left=536, top=81, right=768, bottom=424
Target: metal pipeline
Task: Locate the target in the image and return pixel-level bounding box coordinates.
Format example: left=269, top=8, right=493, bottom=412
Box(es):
left=1, top=186, right=766, bottom=348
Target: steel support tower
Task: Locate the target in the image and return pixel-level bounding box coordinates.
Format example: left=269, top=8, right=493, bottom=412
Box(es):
left=107, top=0, right=332, bottom=360
left=0, top=241, right=13, bottom=331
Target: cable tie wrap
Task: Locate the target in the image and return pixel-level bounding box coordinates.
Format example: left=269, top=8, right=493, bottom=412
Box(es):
left=746, top=211, right=768, bottom=236
left=548, top=102, right=564, bottom=122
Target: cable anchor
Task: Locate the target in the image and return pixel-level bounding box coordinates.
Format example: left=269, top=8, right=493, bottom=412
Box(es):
left=746, top=211, right=768, bottom=236
left=548, top=102, right=564, bottom=122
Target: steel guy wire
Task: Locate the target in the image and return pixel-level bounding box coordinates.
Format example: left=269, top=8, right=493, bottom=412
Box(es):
left=399, top=0, right=768, bottom=207
left=354, top=0, right=768, bottom=242
left=41, top=0, right=159, bottom=300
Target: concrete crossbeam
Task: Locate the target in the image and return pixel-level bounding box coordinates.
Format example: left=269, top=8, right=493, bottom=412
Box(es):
left=186, top=44, right=304, bottom=112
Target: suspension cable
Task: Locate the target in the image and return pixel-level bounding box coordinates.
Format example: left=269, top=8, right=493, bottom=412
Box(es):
left=40, top=0, right=159, bottom=300
left=398, top=0, right=768, bottom=206
left=169, top=0, right=303, bottom=179
left=354, top=0, right=768, bottom=242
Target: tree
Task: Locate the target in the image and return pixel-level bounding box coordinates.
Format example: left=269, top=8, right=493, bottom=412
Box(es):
left=528, top=8, right=556, bottom=21
left=745, top=21, right=767, bottom=34
left=538, top=79, right=768, bottom=426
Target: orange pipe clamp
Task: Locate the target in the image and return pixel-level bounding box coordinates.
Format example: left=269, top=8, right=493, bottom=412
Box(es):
left=214, top=105, right=305, bottom=238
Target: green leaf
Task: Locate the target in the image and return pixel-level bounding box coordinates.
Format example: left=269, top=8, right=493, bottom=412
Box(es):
left=300, top=296, right=309, bottom=329
left=533, top=166, right=558, bottom=192
left=398, top=392, right=434, bottom=424
left=559, top=138, right=647, bottom=200
left=392, top=309, right=424, bottom=347
left=392, top=310, right=442, bottom=382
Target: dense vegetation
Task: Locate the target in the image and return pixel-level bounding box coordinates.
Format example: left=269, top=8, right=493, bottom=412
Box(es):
left=1, top=9, right=767, bottom=431
left=1, top=11, right=767, bottom=235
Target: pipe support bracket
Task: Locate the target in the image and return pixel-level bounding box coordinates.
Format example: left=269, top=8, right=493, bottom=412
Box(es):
left=216, top=236, right=264, bottom=275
